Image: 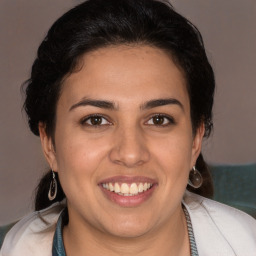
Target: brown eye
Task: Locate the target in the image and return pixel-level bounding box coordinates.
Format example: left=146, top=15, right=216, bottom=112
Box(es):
left=90, top=116, right=102, bottom=125
left=152, top=115, right=165, bottom=125
left=146, top=114, right=175, bottom=126
left=81, top=115, right=110, bottom=126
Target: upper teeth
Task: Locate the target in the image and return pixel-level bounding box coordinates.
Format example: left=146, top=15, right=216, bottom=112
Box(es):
left=102, top=182, right=152, bottom=196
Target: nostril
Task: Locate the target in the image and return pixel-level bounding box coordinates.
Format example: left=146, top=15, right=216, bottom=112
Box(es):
left=108, top=131, right=150, bottom=166
left=109, top=147, right=149, bottom=167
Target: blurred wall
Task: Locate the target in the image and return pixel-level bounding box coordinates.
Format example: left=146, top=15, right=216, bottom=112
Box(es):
left=0, top=0, right=255, bottom=224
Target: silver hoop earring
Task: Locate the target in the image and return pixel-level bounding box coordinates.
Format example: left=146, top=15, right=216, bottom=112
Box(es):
left=48, top=170, right=57, bottom=201
left=188, top=166, right=203, bottom=189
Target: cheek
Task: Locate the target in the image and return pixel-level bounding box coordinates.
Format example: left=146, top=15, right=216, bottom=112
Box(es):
left=53, top=137, right=107, bottom=209
left=54, top=132, right=110, bottom=188
left=152, top=132, right=193, bottom=184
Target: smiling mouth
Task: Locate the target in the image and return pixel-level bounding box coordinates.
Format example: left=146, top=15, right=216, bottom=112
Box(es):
left=101, top=182, right=153, bottom=196
left=99, top=176, right=157, bottom=206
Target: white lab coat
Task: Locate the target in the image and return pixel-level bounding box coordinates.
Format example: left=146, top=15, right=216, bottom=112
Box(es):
left=1, top=191, right=256, bottom=256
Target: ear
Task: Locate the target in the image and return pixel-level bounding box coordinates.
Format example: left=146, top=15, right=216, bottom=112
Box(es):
left=38, top=123, right=58, bottom=172
left=191, top=122, right=205, bottom=167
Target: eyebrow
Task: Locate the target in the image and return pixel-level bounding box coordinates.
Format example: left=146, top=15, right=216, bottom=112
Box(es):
left=69, top=98, right=117, bottom=111
left=140, top=98, right=184, bottom=111
left=69, top=97, right=184, bottom=112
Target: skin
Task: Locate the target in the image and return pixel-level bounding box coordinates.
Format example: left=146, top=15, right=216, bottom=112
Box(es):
left=39, top=45, right=204, bottom=256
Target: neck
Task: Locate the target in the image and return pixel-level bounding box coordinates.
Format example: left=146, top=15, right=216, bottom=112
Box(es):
left=63, top=206, right=190, bottom=256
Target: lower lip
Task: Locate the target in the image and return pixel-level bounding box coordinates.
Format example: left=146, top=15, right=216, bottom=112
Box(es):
left=99, top=185, right=157, bottom=207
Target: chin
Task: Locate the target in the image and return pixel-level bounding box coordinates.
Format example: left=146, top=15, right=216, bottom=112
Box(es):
left=109, top=226, right=151, bottom=239
left=102, top=217, right=153, bottom=238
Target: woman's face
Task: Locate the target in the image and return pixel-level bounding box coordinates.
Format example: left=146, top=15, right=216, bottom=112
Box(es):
left=40, top=45, right=204, bottom=238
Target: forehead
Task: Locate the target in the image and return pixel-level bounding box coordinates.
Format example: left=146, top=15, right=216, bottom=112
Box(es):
left=60, top=45, right=189, bottom=108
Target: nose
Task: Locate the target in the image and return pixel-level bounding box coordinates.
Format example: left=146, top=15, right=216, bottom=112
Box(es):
left=109, top=126, right=150, bottom=168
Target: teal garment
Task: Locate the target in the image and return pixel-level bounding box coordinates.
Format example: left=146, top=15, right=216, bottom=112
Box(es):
left=210, top=163, right=256, bottom=219
left=52, top=210, right=66, bottom=256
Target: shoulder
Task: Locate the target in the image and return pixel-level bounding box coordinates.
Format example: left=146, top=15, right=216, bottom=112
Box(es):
left=0, top=202, right=65, bottom=256
left=183, top=190, right=256, bottom=228
left=183, top=191, right=256, bottom=256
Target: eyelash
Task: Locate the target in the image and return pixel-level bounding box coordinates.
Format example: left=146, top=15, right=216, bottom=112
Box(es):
left=80, top=114, right=111, bottom=127
left=145, top=114, right=176, bottom=126
left=80, top=114, right=175, bottom=127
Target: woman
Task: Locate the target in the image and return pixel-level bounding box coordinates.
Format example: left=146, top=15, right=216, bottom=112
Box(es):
left=1, top=0, right=256, bottom=255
